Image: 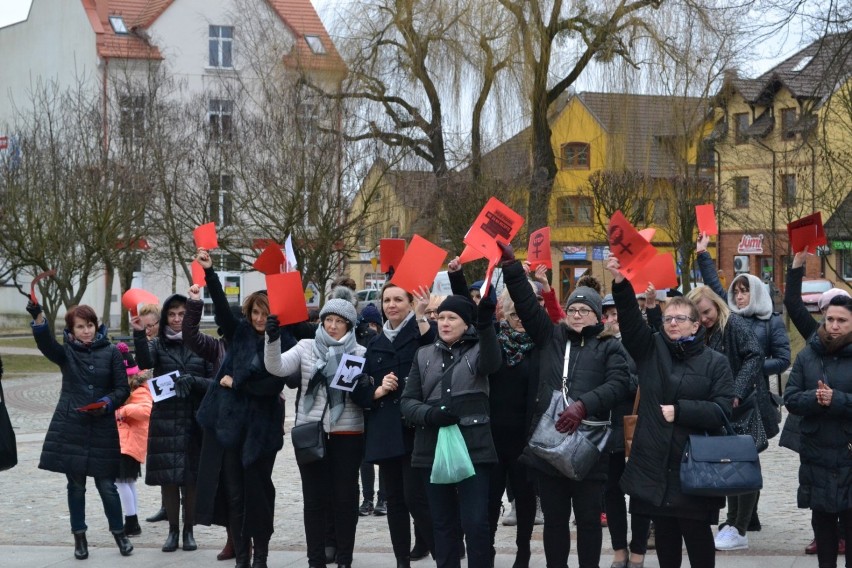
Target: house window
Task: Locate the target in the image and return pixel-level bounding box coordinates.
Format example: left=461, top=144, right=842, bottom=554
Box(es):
left=631, top=199, right=648, bottom=226
left=109, top=16, right=128, bottom=34
left=209, top=174, right=234, bottom=227
left=734, top=113, right=749, bottom=144
left=653, top=199, right=669, bottom=225
left=781, top=108, right=797, bottom=139
left=734, top=176, right=749, bottom=208
left=840, top=249, right=852, bottom=281
left=119, top=95, right=145, bottom=146
left=561, top=143, right=590, bottom=169
left=305, top=35, right=326, bottom=54
left=389, top=225, right=400, bottom=239
left=697, top=146, right=715, bottom=169
left=208, top=99, right=233, bottom=141
left=556, top=196, right=593, bottom=227
left=782, top=173, right=797, bottom=206
left=297, top=102, right=318, bottom=139
left=209, top=25, right=234, bottom=68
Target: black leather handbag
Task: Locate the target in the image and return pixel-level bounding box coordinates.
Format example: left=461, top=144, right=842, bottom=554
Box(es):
left=680, top=404, right=762, bottom=497
left=291, top=403, right=327, bottom=466
left=0, top=378, right=18, bottom=472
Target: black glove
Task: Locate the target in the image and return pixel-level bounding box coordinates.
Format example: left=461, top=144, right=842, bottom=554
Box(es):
left=476, top=298, right=496, bottom=328
left=265, top=315, right=281, bottom=343
left=426, top=406, right=460, bottom=427
left=26, top=300, right=42, bottom=320
left=497, top=241, right=515, bottom=265
left=174, top=375, right=194, bottom=399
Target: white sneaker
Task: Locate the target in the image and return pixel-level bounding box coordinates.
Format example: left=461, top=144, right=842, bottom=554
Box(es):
left=715, top=526, right=748, bottom=551
left=502, top=502, right=517, bottom=526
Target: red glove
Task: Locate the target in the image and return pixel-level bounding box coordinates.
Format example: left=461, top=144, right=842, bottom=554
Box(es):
left=555, top=400, right=586, bottom=433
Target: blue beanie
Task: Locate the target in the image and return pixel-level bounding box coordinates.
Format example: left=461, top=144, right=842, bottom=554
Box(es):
left=360, top=304, right=383, bottom=326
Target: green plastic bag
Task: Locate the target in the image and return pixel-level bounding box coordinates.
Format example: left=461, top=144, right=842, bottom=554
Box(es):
left=430, top=424, right=475, bottom=484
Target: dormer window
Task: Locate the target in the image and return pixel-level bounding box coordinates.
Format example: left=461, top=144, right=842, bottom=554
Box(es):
left=109, top=16, right=128, bottom=34
left=305, top=35, right=326, bottom=54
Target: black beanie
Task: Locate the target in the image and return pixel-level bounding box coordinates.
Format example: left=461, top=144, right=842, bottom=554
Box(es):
left=437, top=295, right=475, bottom=326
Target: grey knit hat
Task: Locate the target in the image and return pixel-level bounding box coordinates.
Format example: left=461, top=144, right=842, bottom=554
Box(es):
left=566, top=286, right=603, bottom=321
left=320, top=298, right=358, bottom=329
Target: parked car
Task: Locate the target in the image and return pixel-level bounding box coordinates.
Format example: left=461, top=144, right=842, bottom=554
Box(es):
left=801, top=278, right=835, bottom=312
left=355, top=288, right=381, bottom=314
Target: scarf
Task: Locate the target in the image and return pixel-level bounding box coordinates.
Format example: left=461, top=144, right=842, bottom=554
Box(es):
left=497, top=320, right=535, bottom=367
left=164, top=326, right=183, bottom=342
left=383, top=311, right=414, bottom=343
left=727, top=274, right=773, bottom=320
left=304, top=326, right=358, bottom=425
left=817, top=325, right=852, bottom=355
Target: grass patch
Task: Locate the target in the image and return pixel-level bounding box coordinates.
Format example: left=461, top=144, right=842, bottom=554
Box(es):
left=0, top=336, right=38, bottom=349
left=3, top=354, right=59, bottom=375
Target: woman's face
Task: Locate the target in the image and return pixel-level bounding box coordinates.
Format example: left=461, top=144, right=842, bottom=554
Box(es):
left=382, top=286, right=412, bottom=327
left=564, top=302, right=598, bottom=333
left=141, top=313, right=159, bottom=339
left=662, top=305, right=700, bottom=341
left=824, top=306, right=852, bottom=339
left=323, top=315, right=349, bottom=341
left=732, top=281, right=751, bottom=309
left=505, top=305, right=525, bottom=332
left=437, top=311, right=467, bottom=344
left=72, top=317, right=97, bottom=344
left=166, top=304, right=186, bottom=333
left=250, top=305, right=267, bottom=334
left=694, top=297, right=719, bottom=329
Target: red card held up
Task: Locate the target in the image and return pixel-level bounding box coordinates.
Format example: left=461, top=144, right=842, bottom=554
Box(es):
left=390, top=235, right=448, bottom=295
left=458, top=244, right=485, bottom=264
left=193, top=222, right=219, bottom=250
left=626, top=252, right=679, bottom=291
left=464, top=197, right=525, bottom=263
left=191, top=260, right=207, bottom=287
left=266, top=272, right=309, bottom=325
left=122, top=288, right=160, bottom=317
left=380, top=239, right=406, bottom=273
left=76, top=400, right=107, bottom=412
left=787, top=212, right=827, bottom=253
left=608, top=211, right=655, bottom=271
left=30, top=269, right=56, bottom=303
left=695, top=203, right=718, bottom=236
left=527, top=227, right=552, bottom=269
left=638, top=228, right=656, bottom=242
left=253, top=243, right=285, bottom=275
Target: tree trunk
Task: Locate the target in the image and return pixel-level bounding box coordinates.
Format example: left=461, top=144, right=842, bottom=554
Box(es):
left=102, top=263, right=114, bottom=330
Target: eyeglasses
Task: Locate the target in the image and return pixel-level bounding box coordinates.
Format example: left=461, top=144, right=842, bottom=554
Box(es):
left=566, top=307, right=593, bottom=317
left=425, top=309, right=437, bottom=316
left=663, top=315, right=694, bottom=324
left=507, top=312, right=520, bottom=322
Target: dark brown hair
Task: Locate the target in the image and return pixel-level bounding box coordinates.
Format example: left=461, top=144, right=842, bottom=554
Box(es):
left=65, top=305, right=98, bottom=330
left=381, top=281, right=414, bottom=303
left=732, top=275, right=750, bottom=292
left=242, top=291, right=270, bottom=318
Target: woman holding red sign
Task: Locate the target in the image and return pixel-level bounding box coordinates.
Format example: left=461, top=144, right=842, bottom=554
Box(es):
left=26, top=301, right=133, bottom=560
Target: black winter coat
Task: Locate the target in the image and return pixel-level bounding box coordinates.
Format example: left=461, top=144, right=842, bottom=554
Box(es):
left=784, top=330, right=852, bottom=513
left=352, top=315, right=436, bottom=463
left=705, top=312, right=763, bottom=402
left=489, top=341, right=539, bottom=460
left=613, top=279, right=734, bottom=522
left=401, top=324, right=502, bottom=468
left=135, top=294, right=214, bottom=486
left=35, top=323, right=129, bottom=478
left=503, top=261, right=631, bottom=481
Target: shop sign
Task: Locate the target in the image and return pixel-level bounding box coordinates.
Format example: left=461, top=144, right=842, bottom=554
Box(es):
left=592, top=246, right=610, bottom=261
left=832, top=241, right=852, bottom=251
left=737, top=234, right=764, bottom=254
left=562, top=246, right=587, bottom=260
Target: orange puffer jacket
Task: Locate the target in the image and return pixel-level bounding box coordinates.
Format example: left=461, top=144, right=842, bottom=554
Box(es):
left=116, top=385, right=153, bottom=463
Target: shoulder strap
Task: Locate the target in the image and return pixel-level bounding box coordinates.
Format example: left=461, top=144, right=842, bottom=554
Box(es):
left=561, top=340, right=571, bottom=402
left=632, top=387, right=641, bottom=415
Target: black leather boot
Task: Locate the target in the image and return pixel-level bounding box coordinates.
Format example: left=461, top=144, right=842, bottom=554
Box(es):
left=512, top=544, right=531, bottom=568
left=162, top=525, right=180, bottom=552
left=252, top=537, right=269, bottom=568
left=73, top=531, right=88, bottom=560
left=146, top=506, right=167, bottom=522
left=233, top=533, right=251, bottom=568
left=183, top=526, right=198, bottom=551
left=123, top=515, right=141, bottom=537
left=113, top=531, right=134, bottom=556
left=397, top=557, right=411, bottom=568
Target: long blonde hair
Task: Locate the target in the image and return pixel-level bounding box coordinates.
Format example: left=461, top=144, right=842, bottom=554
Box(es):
left=686, top=286, right=730, bottom=332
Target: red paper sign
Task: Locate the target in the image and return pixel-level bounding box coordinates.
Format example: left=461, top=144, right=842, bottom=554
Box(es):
left=191, top=260, right=207, bottom=287
left=76, top=400, right=108, bottom=412
left=122, top=288, right=160, bottom=317
left=266, top=272, right=309, bottom=325
left=193, top=222, right=219, bottom=250
left=390, top=235, right=448, bottom=295
left=695, top=203, right=718, bottom=236
left=607, top=211, right=656, bottom=279
left=458, top=245, right=485, bottom=264
left=463, top=197, right=525, bottom=262
left=527, top=227, right=552, bottom=269
left=253, top=243, right=285, bottom=275
left=626, top=253, right=679, bottom=291
left=638, top=228, right=656, bottom=242
left=30, top=269, right=56, bottom=303
left=787, top=212, right=827, bottom=253
left=380, top=239, right=407, bottom=273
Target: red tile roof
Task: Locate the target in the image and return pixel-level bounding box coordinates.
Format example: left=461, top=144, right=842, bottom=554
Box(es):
left=266, top=0, right=347, bottom=76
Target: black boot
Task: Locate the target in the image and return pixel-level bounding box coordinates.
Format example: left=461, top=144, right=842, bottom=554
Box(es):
left=113, top=531, right=134, bottom=556
left=409, top=541, right=429, bottom=561
left=146, top=506, right=167, bottom=523
left=397, top=557, right=411, bottom=568
left=325, top=546, right=337, bottom=564
left=123, top=515, right=141, bottom=537
left=162, top=525, right=180, bottom=552
left=252, top=538, right=269, bottom=568
left=73, top=531, right=88, bottom=560
left=512, top=545, right=531, bottom=568
left=183, top=527, right=198, bottom=551
left=234, top=533, right=251, bottom=568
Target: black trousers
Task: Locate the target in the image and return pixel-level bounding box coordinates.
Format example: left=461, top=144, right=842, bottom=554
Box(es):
left=487, top=451, right=535, bottom=554
left=298, top=434, right=364, bottom=566
left=381, top=455, right=434, bottom=559
left=813, top=508, right=852, bottom=568
left=605, top=452, right=650, bottom=554
left=652, top=515, right=715, bottom=568
left=221, top=448, right=277, bottom=556
left=537, top=473, right=604, bottom=568
left=361, top=460, right=387, bottom=501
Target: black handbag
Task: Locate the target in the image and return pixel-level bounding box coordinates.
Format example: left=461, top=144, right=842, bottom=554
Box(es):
left=291, top=401, right=327, bottom=466
left=527, top=341, right=611, bottom=481
left=680, top=403, right=762, bottom=497
left=0, top=379, right=18, bottom=472
left=731, top=391, right=768, bottom=452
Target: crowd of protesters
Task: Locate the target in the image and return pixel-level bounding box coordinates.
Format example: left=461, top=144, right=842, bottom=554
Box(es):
left=18, top=235, right=852, bottom=568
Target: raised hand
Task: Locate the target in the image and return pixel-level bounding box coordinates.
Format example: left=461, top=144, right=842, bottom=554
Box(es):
left=606, top=257, right=624, bottom=284
left=196, top=248, right=213, bottom=269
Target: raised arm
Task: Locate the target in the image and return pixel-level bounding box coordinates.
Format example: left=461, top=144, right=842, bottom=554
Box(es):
left=696, top=233, right=727, bottom=301
left=529, top=262, right=565, bottom=323
left=784, top=249, right=818, bottom=340
left=197, top=248, right=240, bottom=340
left=30, top=311, right=66, bottom=366
left=608, top=258, right=654, bottom=362
left=447, top=256, right=470, bottom=297
left=130, top=324, right=156, bottom=371
left=502, top=252, right=553, bottom=348
left=182, top=286, right=222, bottom=364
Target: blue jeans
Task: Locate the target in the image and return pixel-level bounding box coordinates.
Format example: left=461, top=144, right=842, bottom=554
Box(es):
left=426, top=464, right=491, bottom=568
left=66, top=474, right=124, bottom=534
